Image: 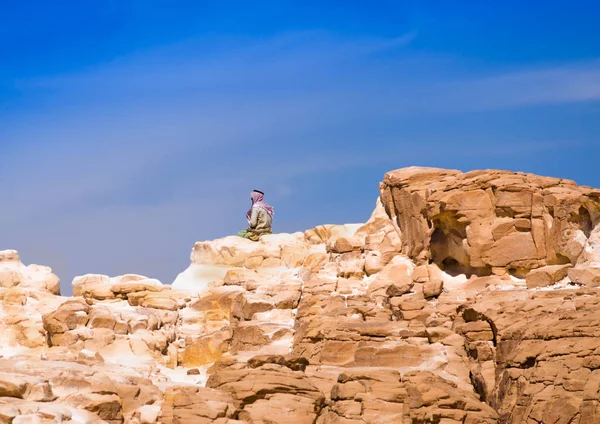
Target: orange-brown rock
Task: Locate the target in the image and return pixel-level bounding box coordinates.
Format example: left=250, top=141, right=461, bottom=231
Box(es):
left=568, top=266, right=600, bottom=287
left=206, top=360, right=325, bottom=423
left=458, top=287, right=600, bottom=423
left=160, top=386, right=238, bottom=423
left=423, top=278, right=444, bottom=298
left=525, top=264, right=571, bottom=288
left=320, top=370, right=498, bottom=423
left=380, top=167, right=600, bottom=275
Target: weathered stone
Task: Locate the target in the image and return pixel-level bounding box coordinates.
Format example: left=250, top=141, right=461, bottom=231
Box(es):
left=2, top=168, right=600, bottom=424
left=568, top=267, right=600, bottom=287
left=0, top=373, right=29, bottom=399
left=423, top=279, right=444, bottom=298
left=380, top=167, right=599, bottom=273
left=526, top=264, right=572, bottom=288
left=368, top=257, right=414, bottom=297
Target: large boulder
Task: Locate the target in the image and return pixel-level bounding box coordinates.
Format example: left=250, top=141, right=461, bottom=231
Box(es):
left=525, top=264, right=572, bottom=288
left=380, top=167, right=600, bottom=275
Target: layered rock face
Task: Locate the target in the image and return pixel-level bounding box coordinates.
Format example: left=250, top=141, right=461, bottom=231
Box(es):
left=1, top=167, right=600, bottom=423
left=381, top=167, right=600, bottom=277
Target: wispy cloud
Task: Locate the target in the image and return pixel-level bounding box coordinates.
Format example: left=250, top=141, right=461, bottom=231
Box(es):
left=440, top=61, right=600, bottom=110
left=11, top=31, right=417, bottom=93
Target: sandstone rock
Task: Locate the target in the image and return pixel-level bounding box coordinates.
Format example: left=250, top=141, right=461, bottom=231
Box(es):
left=135, top=291, right=189, bottom=310
left=207, top=361, right=325, bottom=423
left=423, top=279, right=444, bottom=298
left=526, top=264, right=572, bottom=288
left=138, top=295, right=178, bottom=311
left=2, top=288, right=27, bottom=306
left=457, top=286, right=600, bottom=422
left=380, top=167, right=600, bottom=274
left=190, top=233, right=308, bottom=268
left=1, top=167, right=599, bottom=424
left=0, top=250, right=60, bottom=294
left=111, top=277, right=164, bottom=295
left=411, top=265, right=430, bottom=283
left=174, top=232, right=312, bottom=292
left=67, top=392, right=123, bottom=421
left=0, top=373, right=29, bottom=398
left=364, top=251, right=385, bottom=276
left=0, top=270, right=23, bottom=289
left=335, top=251, right=366, bottom=279
left=223, top=268, right=259, bottom=287
left=328, top=236, right=364, bottom=254
left=160, top=386, right=238, bottom=423
left=241, top=393, right=319, bottom=424
left=367, top=256, right=414, bottom=297
left=247, top=355, right=309, bottom=372
left=182, top=333, right=231, bottom=367
left=568, top=266, right=600, bottom=287
left=0, top=250, right=20, bottom=263
left=232, top=293, right=273, bottom=320
left=305, top=224, right=363, bottom=245
left=72, top=274, right=110, bottom=297
left=324, top=370, right=498, bottom=423
left=426, top=327, right=454, bottom=343
left=43, top=299, right=90, bottom=335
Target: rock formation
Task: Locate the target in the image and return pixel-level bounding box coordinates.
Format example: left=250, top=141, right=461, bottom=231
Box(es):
left=1, top=166, right=599, bottom=423
left=380, top=167, right=600, bottom=277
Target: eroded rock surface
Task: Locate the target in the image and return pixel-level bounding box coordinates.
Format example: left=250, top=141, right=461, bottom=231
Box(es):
left=381, top=167, right=600, bottom=276
left=1, top=167, right=600, bottom=423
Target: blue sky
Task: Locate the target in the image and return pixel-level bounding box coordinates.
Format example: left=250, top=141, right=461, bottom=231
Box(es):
left=2, top=1, right=600, bottom=294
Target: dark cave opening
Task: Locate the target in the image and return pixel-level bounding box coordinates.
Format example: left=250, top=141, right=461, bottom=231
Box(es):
left=430, top=225, right=491, bottom=277
left=578, top=206, right=593, bottom=238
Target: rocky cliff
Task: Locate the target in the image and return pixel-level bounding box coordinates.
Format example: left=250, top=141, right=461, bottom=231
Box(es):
left=1, top=167, right=600, bottom=423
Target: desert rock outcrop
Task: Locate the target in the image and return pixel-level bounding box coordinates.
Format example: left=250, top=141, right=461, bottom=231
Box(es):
left=381, top=167, right=600, bottom=276
left=1, top=167, right=600, bottom=423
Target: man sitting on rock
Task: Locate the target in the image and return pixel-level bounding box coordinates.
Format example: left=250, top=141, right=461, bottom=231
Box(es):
left=237, top=190, right=274, bottom=241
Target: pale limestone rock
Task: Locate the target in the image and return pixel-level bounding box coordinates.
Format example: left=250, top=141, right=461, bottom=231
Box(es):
left=72, top=274, right=110, bottom=297
left=364, top=251, right=385, bottom=276
left=139, top=404, right=161, bottom=423
left=190, top=233, right=307, bottom=267
left=0, top=250, right=60, bottom=294
left=173, top=231, right=312, bottom=293
left=73, top=273, right=168, bottom=302
left=172, top=263, right=230, bottom=293
left=0, top=250, right=20, bottom=263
